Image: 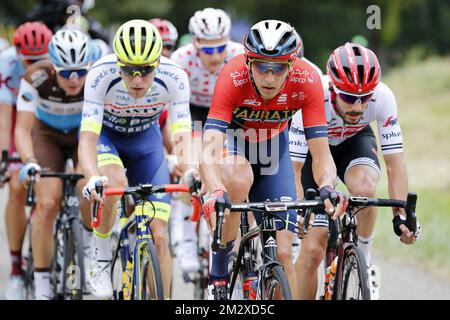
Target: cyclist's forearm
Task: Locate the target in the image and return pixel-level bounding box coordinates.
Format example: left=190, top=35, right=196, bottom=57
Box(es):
left=0, top=104, right=12, bottom=151
left=292, top=161, right=304, bottom=199
left=199, top=129, right=227, bottom=193
left=172, top=130, right=197, bottom=170
left=14, top=111, right=36, bottom=162
left=307, top=137, right=337, bottom=188
left=385, top=153, right=409, bottom=215
left=78, top=131, right=100, bottom=179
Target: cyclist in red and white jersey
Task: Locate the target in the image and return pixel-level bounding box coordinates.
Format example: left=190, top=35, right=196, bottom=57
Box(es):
left=170, top=8, right=244, bottom=273
left=0, top=22, right=53, bottom=300
left=289, top=42, right=422, bottom=299
left=199, top=20, right=347, bottom=300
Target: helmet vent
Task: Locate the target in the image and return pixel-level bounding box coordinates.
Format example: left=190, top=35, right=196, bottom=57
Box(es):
left=357, top=65, right=364, bottom=85
left=343, top=66, right=353, bottom=84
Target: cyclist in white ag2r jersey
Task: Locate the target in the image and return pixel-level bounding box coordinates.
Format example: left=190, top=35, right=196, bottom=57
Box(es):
left=289, top=42, right=422, bottom=300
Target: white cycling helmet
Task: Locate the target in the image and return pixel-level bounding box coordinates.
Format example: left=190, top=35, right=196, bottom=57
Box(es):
left=188, top=8, right=231, bottom=40
left=48, top=29, right=91, bottom=69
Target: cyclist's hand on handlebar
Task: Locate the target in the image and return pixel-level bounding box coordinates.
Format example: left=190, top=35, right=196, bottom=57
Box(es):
left=393, top=215, right=422, bottom=244
left=183, top=168, right=202, bottom=196
left=18, top=161, right=41, bottom=187
left=319, top=185, right=349, bottom=220
left=82, top=176, right=108, bottom=202
left=203, top=190, right=231, bottom=233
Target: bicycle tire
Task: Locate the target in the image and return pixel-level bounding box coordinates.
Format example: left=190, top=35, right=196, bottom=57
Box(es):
left=23, top=225, right=35, bottom=300
left=134, top=239, right=164, bottom=300
left=260, top=265, right=292, bottom=300
left=61, top=218, right=84, bottom=300
left=333, top=245, right=370, bottom=300
left=110, top=232, right=125, bottom=300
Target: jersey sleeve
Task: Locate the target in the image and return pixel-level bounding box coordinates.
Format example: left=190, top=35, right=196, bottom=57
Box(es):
left=16, top=78, right=40, bottom=113
left=80, top=64, right=107, bottom=135
left=0, top=53, right=17, bottom=105
left=165, top=66, right=192, bottom=135
left=203, top=62, right=240, bottom=133
left=375, top=84, right=403, bottom=155
left=289, top=110, right=309, bottom=163
left=297, top=67, right=328, bottom=140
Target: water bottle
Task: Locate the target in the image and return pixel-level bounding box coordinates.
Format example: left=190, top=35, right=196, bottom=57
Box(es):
left=326, top=257, right=338, bottom=299
left=243, top=272, right=258, bottom=300
left=122, top=257, right=133, bottom=300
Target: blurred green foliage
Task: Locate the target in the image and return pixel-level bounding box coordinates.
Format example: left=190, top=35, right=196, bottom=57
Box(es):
left=1, top=0, right=449, bottom=71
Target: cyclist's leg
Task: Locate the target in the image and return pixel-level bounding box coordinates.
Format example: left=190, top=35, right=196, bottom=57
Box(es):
left=4, top=167, right=28, bottom=299
left=4, top=110, right=28, bottom=299
left=204, top=138, right=254, bottom=298
left=340, top=128, right=380, bottom=267
left=293, top=152, right=328, bottom=300
left=247, top=130, right=298, bottom=297
left=31, top=121, right=65, bottom=299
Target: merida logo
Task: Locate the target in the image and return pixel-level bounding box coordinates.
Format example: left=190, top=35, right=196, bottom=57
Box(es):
left=264, top=236, right=277, bottom=248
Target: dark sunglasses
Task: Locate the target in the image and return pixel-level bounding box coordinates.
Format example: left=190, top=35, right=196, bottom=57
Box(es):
left=334, top=85, right=373, bottom=104
left=120, top=64, right=156, bottom=77
left=199, top=44, right=227, bottom=55
left=163, top=44, right=175, bottom=51
left=57, top=69, right=88, bottom=79
left=251, top=60, right=290, bottom=76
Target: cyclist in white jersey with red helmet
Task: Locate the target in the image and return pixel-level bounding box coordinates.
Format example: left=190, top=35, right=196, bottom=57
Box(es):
left=289, top=42, right=422, bottom=300
left=0, top=22, right=53, bottom=300
left=169, top=8, right=244, bottom=273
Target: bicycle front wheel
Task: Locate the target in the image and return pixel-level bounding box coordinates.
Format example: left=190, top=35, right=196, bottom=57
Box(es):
left=260, top=265, right=292, bottom=300
left=134, top=240, right=164, bottom=300
left=333, top=246, right=370, bottom=300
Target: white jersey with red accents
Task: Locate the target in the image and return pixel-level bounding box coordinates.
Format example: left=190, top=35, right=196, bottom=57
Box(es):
left=289, top=75, right=404, bottom=162
left=170, top=41, right=244, bottom=108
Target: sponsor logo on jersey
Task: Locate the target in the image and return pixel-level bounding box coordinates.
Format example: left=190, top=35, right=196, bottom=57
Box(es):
left=383, top=116, right=398, bottom=127
left=382, top=131, right=402, bottom=140
left=97, top=144, right=111, bottom=153
left=277, top=93, right=287, bottom=104
left=21, top=91, right=34, bottom=102
left=289, top=126, right=305, bottom=135
left=243, top=99, right=261, bottom=106
left=0, top=74, right=13, bottom=90
left=90, top=69, right=109, bottom=89
left=30, top=69, right=48, bottom=88
left=233, top=106, right=297, bottom=122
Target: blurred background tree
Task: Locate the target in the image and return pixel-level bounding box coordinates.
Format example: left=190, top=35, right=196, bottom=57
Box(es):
left=1, top=0, right=449, bottom=71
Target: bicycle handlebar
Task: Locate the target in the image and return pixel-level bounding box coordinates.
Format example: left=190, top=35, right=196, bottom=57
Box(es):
left=1, top=150, right=21, bottom=184
left=211, top=198, right=325, bottom=252
left=91, top=183, right=202, bottom=229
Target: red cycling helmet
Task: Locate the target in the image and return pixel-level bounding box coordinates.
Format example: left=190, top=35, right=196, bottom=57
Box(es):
left=149, top=18, right=178, bottom=46
left=13, top=22, right=53, bottom=58
left=327, top=42, right=381, bottom=94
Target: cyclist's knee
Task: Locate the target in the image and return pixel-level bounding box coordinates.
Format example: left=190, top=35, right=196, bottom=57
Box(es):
left=100, top=166, right=127, bottom=187
left=278, top=247, right=293, bottom=269
left=35, top=199, right=60, bottom=223
left=301, top=242, right=326, bottom=269
left=349, top=179, right=377, bottom=197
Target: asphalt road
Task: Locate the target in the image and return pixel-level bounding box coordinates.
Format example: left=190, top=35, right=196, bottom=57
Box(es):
left=1, top=186, right=450, bottom=300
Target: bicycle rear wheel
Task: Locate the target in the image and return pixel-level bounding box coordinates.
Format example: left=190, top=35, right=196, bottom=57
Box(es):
left=134, top=239, right=164, bottom=300
left=260, top=265, right=292, bottom=300
left=333, top=245, right=370, bottom=300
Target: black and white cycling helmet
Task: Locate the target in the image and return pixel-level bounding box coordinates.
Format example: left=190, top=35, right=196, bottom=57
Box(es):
left=49, top=28, right=91, bottom=68
left=188, top=8, right=231, bottom=40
